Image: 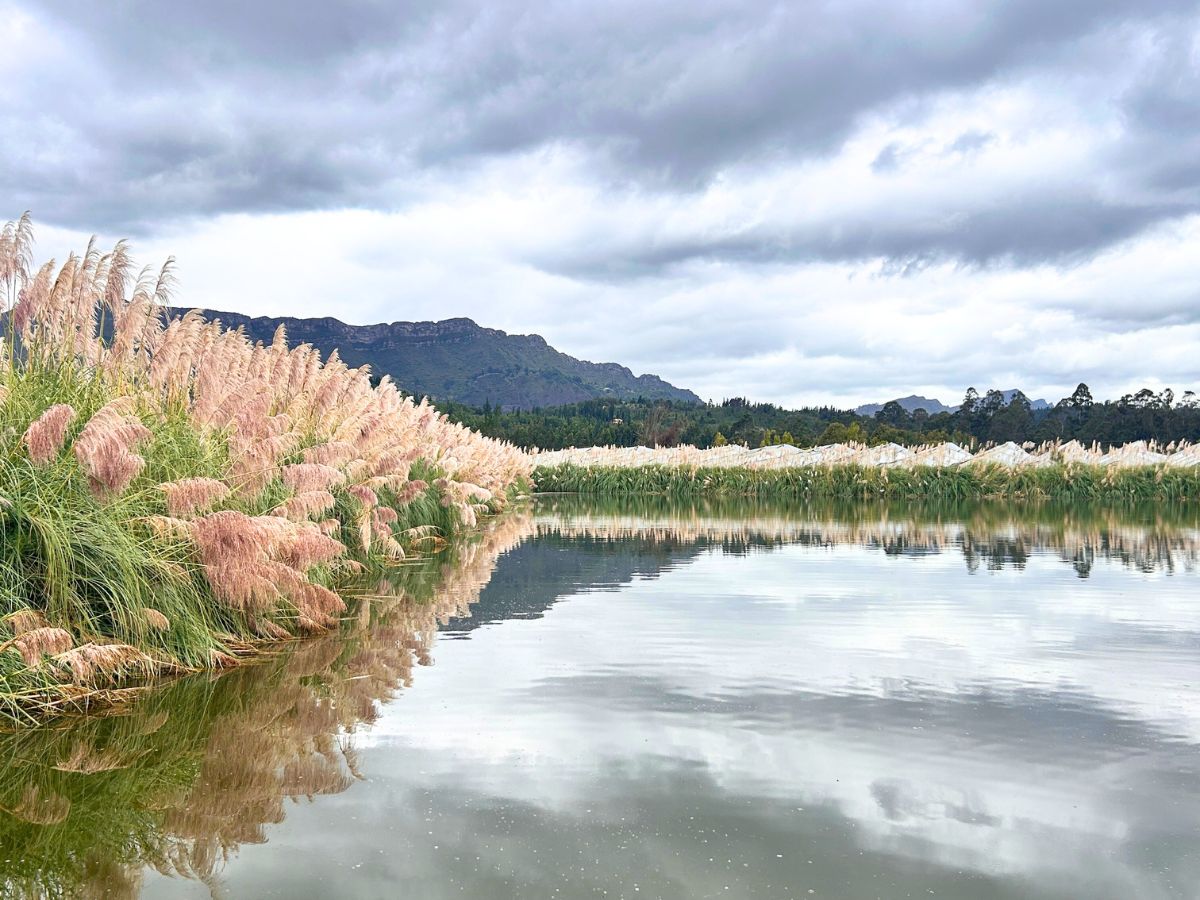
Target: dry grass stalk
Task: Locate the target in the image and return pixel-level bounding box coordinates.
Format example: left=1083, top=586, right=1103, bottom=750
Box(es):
left=12, top=627, right=75, bottom=668
left=54, top=643, right=162, bottom=684
left=142, top=607, right=171, bottom=631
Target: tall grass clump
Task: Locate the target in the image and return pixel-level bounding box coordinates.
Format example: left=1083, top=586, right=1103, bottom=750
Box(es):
left=0, top=214, right=531, bottom=722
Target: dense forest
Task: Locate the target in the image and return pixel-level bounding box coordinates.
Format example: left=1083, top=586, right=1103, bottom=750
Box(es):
left=442, top=385, right=1200, bottom=450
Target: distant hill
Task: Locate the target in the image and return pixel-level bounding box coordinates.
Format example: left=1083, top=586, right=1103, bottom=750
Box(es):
left=176, top=309, right=700, bottom=411
left=856, top=390, right=1050, bottom=417
left=999, top=390, right=1051, bottom=411
left=855, top=394, right=956, bottom=417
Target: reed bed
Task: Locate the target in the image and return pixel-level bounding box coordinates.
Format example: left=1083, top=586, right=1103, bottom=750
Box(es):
left=0, top=214, right=532, bottom=723
left=533, top=461, right=1200, bottom=501
left=534, top=438, right=1200, bottom=470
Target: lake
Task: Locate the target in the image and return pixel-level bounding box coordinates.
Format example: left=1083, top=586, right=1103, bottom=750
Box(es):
left=3, top=496, right=1199, bottom=899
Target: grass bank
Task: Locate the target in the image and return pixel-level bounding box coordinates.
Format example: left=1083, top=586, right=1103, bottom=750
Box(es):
left=0, top=215, right=532, bottom=724
left=532, top=462, right=1200, bottom=501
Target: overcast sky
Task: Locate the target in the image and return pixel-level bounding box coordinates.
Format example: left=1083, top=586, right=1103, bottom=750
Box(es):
left=4, top=0, right=1199, bottom=407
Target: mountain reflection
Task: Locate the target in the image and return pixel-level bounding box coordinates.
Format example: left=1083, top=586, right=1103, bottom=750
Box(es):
left=1, top=497, right=1197, bottom=897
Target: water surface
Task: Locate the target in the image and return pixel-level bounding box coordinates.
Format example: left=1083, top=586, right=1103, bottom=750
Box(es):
left=3, top=497, right=1199, bottom=898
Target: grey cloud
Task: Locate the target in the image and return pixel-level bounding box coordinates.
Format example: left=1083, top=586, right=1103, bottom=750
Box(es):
left=6, top=0, right=1199, bottom=271
left=945, top=130, right=996, bottom=156
left=871, top=143, right=904, bottom=172
left=420, top=0, right=1196, bottom=184
left=523, top=674, right=1200, bottom=757
left=1113, top=28, right=1200, bottom=199
left=537, top=189, right=1187, bottom=279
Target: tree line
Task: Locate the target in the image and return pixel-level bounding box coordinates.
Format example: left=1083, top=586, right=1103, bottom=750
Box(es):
left=439, top=385, right=1200, bottom=451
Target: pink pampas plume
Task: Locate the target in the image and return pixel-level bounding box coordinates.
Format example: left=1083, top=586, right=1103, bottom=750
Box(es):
left=158, top=477, right=231, bottom=518
left=74, top=398, right=152, bottom=500
left=22, top=404, right=77, bottom=465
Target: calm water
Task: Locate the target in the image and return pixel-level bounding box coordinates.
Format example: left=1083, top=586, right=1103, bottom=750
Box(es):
left=3, top=497, right=1200, bottom=899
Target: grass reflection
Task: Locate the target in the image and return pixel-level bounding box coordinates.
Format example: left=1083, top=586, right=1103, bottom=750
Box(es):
left=0, top=509, right=532, bottom=898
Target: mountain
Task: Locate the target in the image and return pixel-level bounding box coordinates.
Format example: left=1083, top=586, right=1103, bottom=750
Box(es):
left=856, top=390, right=1050, bottom=417
left=176, top=309, right=700, bottom=410
left=855, top=395, right=958, bottom=417
left=998, top=390, right=1051, bottom=411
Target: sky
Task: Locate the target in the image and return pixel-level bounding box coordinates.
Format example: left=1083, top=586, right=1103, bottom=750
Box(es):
left=3, top=0, right=1199, bottom=408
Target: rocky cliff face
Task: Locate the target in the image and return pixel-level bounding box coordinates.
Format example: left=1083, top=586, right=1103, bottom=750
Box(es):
left=176, top=309, right=700, bottom=410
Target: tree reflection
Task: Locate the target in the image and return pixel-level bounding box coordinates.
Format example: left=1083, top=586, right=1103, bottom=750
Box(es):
left=536, top=495, right=1200, bottom=576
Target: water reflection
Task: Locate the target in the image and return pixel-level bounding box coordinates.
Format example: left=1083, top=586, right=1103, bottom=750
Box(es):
left=0, top=511, right=532, bottom=899
left=535, top=494, right=1200, bottom=575
left=1, top=498, right=1198, bottom=898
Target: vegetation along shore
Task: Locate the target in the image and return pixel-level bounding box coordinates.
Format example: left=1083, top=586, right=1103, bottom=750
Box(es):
left=0, top=214, right=531, bottom=724
left=532, top=441, right=1200, bottom=500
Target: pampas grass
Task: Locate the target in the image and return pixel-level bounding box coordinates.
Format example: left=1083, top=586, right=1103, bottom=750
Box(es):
left=0, top=214, right=532, bottom=723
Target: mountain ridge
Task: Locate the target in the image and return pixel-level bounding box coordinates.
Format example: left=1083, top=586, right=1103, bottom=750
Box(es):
left=173, top=308, right=700, bottom=410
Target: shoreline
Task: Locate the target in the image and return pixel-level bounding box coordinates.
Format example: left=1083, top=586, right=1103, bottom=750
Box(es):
left=531, top=461, right=1200, bottom=500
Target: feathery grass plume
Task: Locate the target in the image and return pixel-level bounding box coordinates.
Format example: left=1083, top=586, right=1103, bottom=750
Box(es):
left=281, top=463, right=345, bottom=492
left=142, top=515, right=195, bottom=540
left=187, top=511, right=346, bottom=627
left=11, top=627, right=75, bottom=668
left=158, top=477, right=231, bottom=518
left=187, top=511, right=294, bottom=613
left=22, top=404, right=77, bottom=465
left=142, top=608, right=171, bottom=631
left=53, top=740, right=147, bottom=774
left=271, top=490, right=337, bottom=522
left=4, top=609, right=49, bottom=636
left=0, top=211, right=34, bottom=311
left=55, top=643, right=162, bottom=684
left=277, top=527, right=345, bottom=571
left=74, top=398, right=153, bottom=499
left=7, top=784, right=71, bottom=826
